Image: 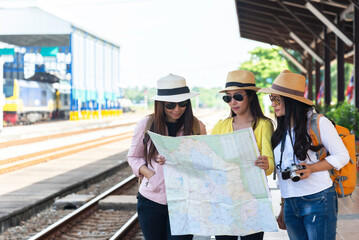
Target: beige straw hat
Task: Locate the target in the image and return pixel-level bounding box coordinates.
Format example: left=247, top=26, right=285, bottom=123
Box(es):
left=258, top=70, right=313, bottom=105
left=219, top=70, right=260, bottom=93
left=151, top=74, right=199, bottom=102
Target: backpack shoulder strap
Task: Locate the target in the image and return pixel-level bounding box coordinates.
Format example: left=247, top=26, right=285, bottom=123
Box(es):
left=143, top=115, right=154, bottom=146
left=144, top=114, right=154, bottom=135
left=309, top=113, right=323, bottom=146
left=309, top=113, right=329, bottom=160
left=192, top=116, right=201, bottom=135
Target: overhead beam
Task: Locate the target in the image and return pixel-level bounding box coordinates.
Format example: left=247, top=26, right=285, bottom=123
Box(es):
left=281, top=48, right=307, bottom=73
left=277, top=0, right=336, bottom=54
left=290, top=32, right=324, bottom=64
left=306, top=1, right=353, bottom=46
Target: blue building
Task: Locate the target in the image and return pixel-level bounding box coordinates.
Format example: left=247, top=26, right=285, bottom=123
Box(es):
left=0, top=6, right=121, bottom=121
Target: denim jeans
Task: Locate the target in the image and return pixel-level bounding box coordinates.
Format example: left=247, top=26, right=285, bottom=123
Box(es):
left=215, top=232, right=264, bottom=240
left=283, top=185, right=338, bottom=240
left=137, top=192, right=193, bottom=240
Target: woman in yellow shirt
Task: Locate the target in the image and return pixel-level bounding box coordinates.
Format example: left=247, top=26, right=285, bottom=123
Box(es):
left=212, top=70, right=274, bottom=240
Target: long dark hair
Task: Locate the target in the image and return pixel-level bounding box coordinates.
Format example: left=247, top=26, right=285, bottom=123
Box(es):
left=271, top=96, right=321, bottom=161
left=230, top=90, right=272, bottom=131
left=143, top=99, right=194, bottom=166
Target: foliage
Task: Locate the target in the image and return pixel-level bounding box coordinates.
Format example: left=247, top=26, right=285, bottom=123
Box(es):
left=320, top=102, right=359, bottom=137
left=122, top=86, right=225, bottom=109
left=191, top=87, right=225, bottom=108
left=239, top=47, right=290, bottom=88
left=123, top=86, right=155, bottom=103
left=239, top=47, right=294, bottom=112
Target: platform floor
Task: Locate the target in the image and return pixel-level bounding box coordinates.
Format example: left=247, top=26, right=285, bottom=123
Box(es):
left=0, top=113, right=358, bottom=239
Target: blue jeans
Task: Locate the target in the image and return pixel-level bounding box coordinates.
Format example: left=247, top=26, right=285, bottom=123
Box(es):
left=284, top=185, right=338, bottom=240
left=215, top=232, right=264, bottom=240
left=137, top=193, right=193, bottom=240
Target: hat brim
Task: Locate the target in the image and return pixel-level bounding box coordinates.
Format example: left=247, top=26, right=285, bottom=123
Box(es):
left=258, top=88, right=314, bottom=106
left=151, top=92, right=199, bottom=102
left=219, top=86, right=260, bottom=93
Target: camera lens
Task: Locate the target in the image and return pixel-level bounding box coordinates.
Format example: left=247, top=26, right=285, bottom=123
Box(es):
left=290, top=171, right=301, bottom=182
left=291, top=175, right=301, bottom=182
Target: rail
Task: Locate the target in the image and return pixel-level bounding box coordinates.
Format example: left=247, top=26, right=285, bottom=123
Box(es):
left=28, top=174, right=137, bottom=240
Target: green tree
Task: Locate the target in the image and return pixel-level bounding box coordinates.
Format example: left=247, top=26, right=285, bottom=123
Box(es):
left=239, top=47, right=290, bottom=87
left=192, top=87, right=224, bottom=108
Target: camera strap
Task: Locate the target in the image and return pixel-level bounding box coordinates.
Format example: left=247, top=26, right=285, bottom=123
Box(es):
left=276, top=131, right=287, bottom=172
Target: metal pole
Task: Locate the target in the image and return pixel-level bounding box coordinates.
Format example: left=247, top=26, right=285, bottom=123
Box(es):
left=337, top=14, right=345, bottom=103
left=315, top=41, right=321, bottom=104
left=355, top=5, right=359, bottom=109
left=307, top=54, right=313, bottom=100
left=324, top=27, right=331, bottom=106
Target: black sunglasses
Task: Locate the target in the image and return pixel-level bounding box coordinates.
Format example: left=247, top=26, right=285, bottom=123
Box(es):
left=165, top=100, right=188, bottom=110
left=222, top=94, right=245, bottom=103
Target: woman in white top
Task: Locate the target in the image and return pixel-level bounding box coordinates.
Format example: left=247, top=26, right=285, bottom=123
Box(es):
left=258, top=70, right=349, bottom=240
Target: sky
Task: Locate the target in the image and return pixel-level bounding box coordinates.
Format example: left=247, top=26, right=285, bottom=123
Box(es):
left=4, top=0, right=270, bottom=88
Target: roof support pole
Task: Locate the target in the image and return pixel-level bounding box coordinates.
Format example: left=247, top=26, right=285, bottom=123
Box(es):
left=349, top=0, right=359, bottom=10
left=336, top=14, right=345, bottom=103
left=307, top=54, right=313, bottom=100
left=354, top=6, right=359, bottom=108
left=315, top=41, right=321, bottom=104
left=276, top=0, right=336, bottom=55
left=302, top=55, right=307, bottom=76
left=324, top=28, right=331, bottom=106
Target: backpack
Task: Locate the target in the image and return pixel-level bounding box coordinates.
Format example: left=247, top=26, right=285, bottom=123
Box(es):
left=309, top=113, right=357, bottom=198
left=143, top=114, right=201, bottom=136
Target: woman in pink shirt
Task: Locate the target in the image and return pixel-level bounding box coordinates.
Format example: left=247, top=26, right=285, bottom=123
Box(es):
left=127, top=74, right=206, bottom=240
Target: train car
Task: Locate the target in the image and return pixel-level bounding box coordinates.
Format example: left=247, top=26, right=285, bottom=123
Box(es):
left=3, top=78, right=55, bottom=125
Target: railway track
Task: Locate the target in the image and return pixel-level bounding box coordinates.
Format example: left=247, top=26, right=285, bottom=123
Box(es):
left=0, top=109, right=228, bottom=238
left=0, top=111, right=218, bottom=175
left=28, top=175, right=141, bottom=240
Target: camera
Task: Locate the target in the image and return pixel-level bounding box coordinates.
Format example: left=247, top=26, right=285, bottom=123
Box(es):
left=281, top=164, right=306, bottom=182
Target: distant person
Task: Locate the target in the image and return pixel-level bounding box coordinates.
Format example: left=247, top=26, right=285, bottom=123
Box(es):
left=211, top=70, right=275, bottom=240
left=127, top=74, right=206, bottom=240
left=258, top=70, right=349, bottom=240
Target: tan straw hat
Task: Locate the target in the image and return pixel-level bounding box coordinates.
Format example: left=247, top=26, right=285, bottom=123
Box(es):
left=219, top=70, right=260, bottom=93
left=258, top=70, right=313, bottom=105
left=151, top=74, right=199, bottom=102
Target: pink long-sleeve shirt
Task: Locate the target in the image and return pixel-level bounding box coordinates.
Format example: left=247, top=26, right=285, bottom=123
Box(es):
left=127, top=116, right=186, bottom=205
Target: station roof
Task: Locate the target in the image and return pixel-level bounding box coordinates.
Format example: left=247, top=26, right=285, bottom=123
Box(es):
left=0, top=7, right=119, bottom=48
left=0, top=7, right=72, bottom=47
left=235, top=0, right=354, bottom=63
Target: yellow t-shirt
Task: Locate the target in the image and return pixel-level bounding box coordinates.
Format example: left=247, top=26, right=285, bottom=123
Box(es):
left=211, top=117, right=274, bottom=176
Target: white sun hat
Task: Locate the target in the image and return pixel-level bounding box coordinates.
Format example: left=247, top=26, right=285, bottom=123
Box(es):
left=151, top=74, right=199, bottom=102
